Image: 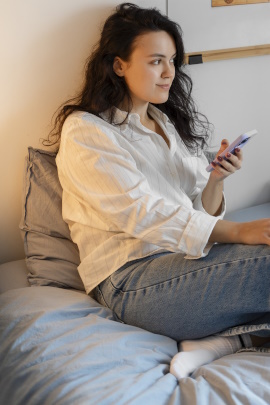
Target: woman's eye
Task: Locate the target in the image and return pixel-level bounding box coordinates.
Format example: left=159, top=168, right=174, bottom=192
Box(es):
left=151, top=58, right=175, bottom=65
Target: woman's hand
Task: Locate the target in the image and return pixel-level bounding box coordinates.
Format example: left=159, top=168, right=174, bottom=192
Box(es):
left=210, top=139, right=243, bottom=182
left=237, top=219, right=270, bottom=246
left=209, top=218, right=270, bottom=246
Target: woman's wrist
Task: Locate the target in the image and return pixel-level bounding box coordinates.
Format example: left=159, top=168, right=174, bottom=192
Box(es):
left=208, top=219, right=242, bottom=244
left=202, top=177, right=224, bottom=216
left=210, top=218, right=270, bottom=246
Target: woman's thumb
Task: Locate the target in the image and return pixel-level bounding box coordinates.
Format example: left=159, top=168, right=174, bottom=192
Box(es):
left=217, top=139, right=229, bottom=155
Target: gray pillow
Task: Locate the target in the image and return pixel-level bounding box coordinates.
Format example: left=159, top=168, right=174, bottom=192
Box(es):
left=20, top=147, right=84, bottom=290
left=204, top=150, right=217, bottom=163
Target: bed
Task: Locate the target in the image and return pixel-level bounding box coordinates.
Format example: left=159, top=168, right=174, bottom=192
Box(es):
left=1, top=147, right=270, bottom=405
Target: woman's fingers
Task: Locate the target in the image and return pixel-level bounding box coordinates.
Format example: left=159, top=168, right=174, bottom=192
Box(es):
left=211, top=144, right=243, bottom=176
left=216, top=153, right=242, bottom=172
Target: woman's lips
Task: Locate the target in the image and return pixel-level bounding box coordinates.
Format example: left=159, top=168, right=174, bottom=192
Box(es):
left=157, top=84, right=170, bottom=90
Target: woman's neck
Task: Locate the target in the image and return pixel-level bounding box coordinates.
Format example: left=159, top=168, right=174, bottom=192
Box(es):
left=118, top=99, right=150, bottom=124
left=117, top=100, right=169, bottom=148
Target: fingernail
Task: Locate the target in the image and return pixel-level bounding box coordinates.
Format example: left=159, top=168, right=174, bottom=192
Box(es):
left=226, top=152, right=231, bottom=158
left=222, top=140, right=228, bottom=145
left=212, top=161, right=217, bottom=167
left=235, top=147, right=240, bottom=153
left=217, top=156, right=223, bottom=162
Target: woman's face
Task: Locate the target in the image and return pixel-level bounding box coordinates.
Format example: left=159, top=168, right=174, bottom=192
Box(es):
left=114, top=30, right=176, bottom=111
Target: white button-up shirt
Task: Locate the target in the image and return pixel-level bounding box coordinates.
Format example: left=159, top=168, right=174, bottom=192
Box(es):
left=56, top=104, right=225, bottom=293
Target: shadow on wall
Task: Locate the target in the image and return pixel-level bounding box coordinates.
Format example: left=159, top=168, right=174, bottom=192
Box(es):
left=0, top=2, right=118, bottom=264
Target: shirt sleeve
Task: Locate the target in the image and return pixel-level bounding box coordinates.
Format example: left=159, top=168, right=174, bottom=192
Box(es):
left=57, top=114, right=221, bottom=258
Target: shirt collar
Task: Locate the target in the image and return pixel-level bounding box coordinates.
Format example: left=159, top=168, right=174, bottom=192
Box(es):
left=100, top=104, right=178, bottom=152
left=147, top=104, right=177, bottom=136
left=100, top=104, right=170, bottom=125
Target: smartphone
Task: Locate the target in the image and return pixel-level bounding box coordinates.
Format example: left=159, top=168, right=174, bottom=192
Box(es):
left=206, top=129, right=258, bottom=172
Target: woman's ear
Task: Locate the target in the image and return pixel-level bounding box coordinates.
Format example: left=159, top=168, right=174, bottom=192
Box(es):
left=113, top=57, right=126, bottom=77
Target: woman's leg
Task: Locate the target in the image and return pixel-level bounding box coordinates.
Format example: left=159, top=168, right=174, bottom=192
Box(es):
left=95, top=243, right=270, bottom=341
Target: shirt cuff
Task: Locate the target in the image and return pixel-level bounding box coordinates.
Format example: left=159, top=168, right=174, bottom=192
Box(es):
left=178, top=210, right=221, bottom=259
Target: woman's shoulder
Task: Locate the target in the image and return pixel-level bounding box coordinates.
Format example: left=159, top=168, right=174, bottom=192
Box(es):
left=63, top=110, right=107, bottom=129
left=61, top=109, right=124, bottom=149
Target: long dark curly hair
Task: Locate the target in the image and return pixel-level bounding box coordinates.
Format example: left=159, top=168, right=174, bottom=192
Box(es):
left=44, top=2, right=211, bottom=152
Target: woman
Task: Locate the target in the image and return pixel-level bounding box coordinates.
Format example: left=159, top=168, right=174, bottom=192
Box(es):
left=49, top=3, right=270, bottom=379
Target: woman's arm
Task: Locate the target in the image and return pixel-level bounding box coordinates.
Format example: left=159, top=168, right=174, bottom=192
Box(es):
left=209, top=218, right=270, bottom=246
left=202, top=139, right=242, bottom=216
left=202, top=176, right=224, bottom=216
left=200, top=139, right=270, bottom=247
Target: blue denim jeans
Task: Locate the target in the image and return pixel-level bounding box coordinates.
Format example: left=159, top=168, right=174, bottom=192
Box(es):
left=94, top=243, right=270, bottom=342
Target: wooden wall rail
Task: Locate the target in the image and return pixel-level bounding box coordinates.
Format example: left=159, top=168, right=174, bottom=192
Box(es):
left=212, top=0, right=270, bottom=7
left=184, top=44, right=270, bottom=64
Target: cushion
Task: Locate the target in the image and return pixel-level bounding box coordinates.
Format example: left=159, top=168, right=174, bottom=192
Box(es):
left=224, top=202, right=270, bottom=222
left=19, top=147, right=84, bottom=290
left=0, top=260, right=29, bottom=294
left=204, top=150, right=217, bottom=164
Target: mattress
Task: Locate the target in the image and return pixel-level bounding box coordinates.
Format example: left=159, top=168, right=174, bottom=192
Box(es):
left=1, top=286, right=270, bottom=405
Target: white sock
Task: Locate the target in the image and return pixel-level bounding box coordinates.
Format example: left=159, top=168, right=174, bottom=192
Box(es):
left=170, top=335, right=242, bottom=380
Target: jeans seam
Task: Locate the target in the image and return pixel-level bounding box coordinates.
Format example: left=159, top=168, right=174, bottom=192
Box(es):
left=109, top=254, right=270, bottom=294
left=95, top=285, right=110, bottom=308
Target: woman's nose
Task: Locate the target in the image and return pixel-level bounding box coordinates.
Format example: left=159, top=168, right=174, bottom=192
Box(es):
left=162, top=63, right=174, bottom=78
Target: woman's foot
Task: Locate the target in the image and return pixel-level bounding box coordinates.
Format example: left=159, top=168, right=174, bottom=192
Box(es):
left=170, top=335, right=242, bottom=380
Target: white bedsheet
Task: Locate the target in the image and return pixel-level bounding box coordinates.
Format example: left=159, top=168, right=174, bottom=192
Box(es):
left=1, top=287, right=270, bottom=405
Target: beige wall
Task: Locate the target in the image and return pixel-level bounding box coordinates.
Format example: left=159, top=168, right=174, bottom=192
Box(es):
left=1, top=0, right=269, bottom=264
left=0, top=0, right=166, bottom=264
